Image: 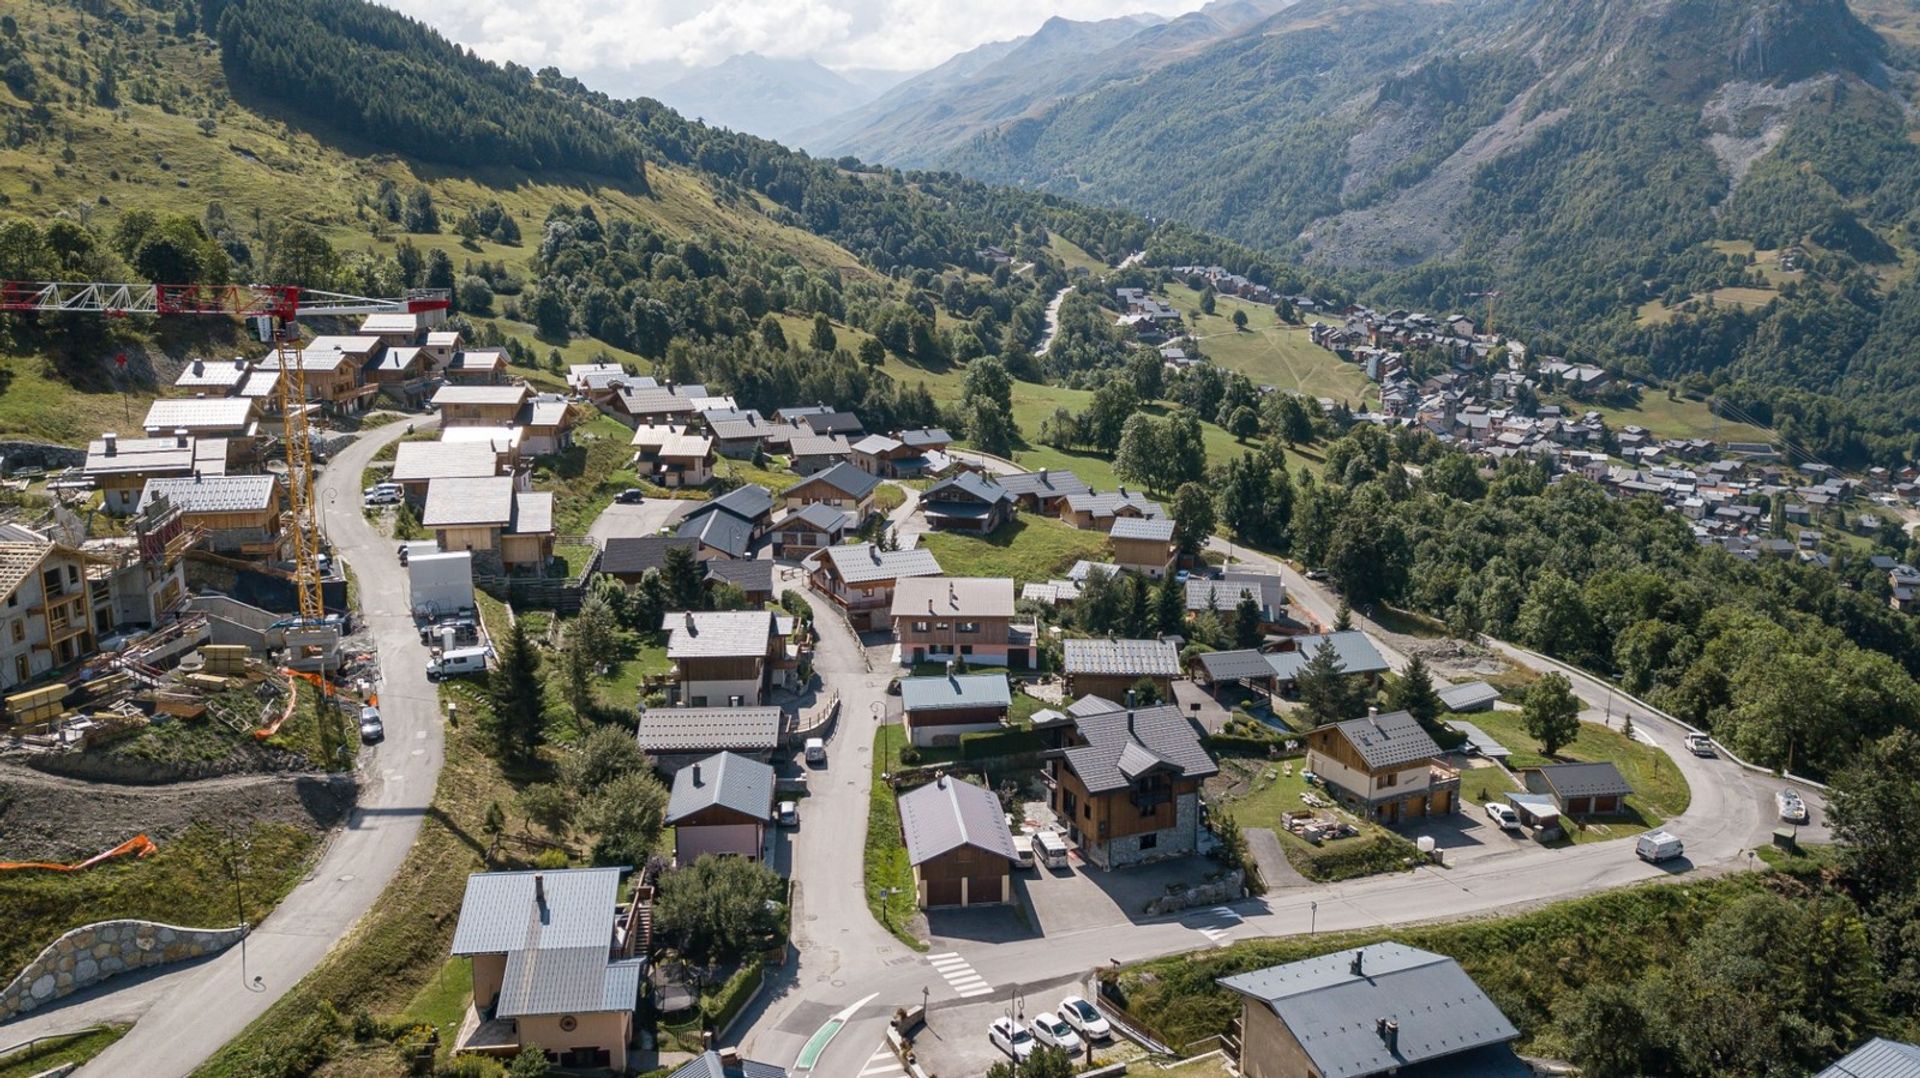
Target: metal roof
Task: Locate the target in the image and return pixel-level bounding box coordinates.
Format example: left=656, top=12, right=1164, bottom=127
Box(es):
left=174, top=358, right=250, bottom=387
left=1186, top=574, right=1284, bottom=615
left=668, top=1050, right=789, bottom=1078
left=1110, top=516, right=1175, bottom=542
left=448, top=349, right=505, bottom=371
left=1265, top=632, right=1390, bottom=680
left=692, top=484, right=775, bottom=523
left=526, top=400, right=571, bottom=428
left=1060, top=703, right=1217, bottom=793
left=1447, top=721, right=1510, bottom=760
left=997, top=469, right=1090, bottom=500
left=600, top=537, right=698, bottom=576
left=786, top=461, right=880, bottom=501
left=423, top=477, right=515, bottom=527
left=619, top=386, right=702, bottom=414
left=432, top=384, right=530, bottom=406
left=391, top=442, right=501, bottom=482
left=1326, top=711, right=1442, bottom=770
left=778, top=503, right=858, bottom=535
left=891, top=576, right=1015, bottom=619
left=704, top=558, right=774, bottom=594
left=138, top=475, right=277, bottom=514
left=1068, top=560, right=1122, bottom=583
left=368, top=345, right=425, bottom=372
left=926, top=471, right=1011, bottom=506
left=85, top=437, right=196, bottom=476
left=666, top=751, right=776, bottom=824
left=496, top=947, right=642, bottom=1018
left=820, top=543, right=942, bottom=585
left=852, top=434, right=901, bottom=454
left=897, top=428, right=951, bottom=448
left=898, top=774, right=1018, bottom=866
left=1817, top=1038, right=1920, bottom=1078
left=677, top=509, right=754, bottom=558
left=663, top=610, right=778, bottom=659
left=1063, top=638, right=1181, bottom=677
left=1531, top=761, right=1632, bottom=799
left=142, top=397, right=253, bottom=430
left=637, top=706, right=782, bottom=752
left=1063, top=490, right=1162, bottom=518
left=786, top=433, right=852, bottom=458
left=509, top=491, right=553, bottom=535
left=1194, top=649, right=1279, bottom=681
left=1437, top=681, right=1499, bottom=711
left=899, top=672, right=1012, bottom=713
left=449, top=868, right=625, bottom=955
left=1216, top=942, right=1519, bottom=1078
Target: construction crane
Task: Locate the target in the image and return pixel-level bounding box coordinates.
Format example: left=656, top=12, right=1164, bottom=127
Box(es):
left=1467, top=290, right=1502, bottom=336
left=0, top=281, right=450, bottom=659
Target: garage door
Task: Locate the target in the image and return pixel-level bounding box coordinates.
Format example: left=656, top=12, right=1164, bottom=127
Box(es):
left=926, top=878, right=964, bottom=907
left=966, top=873, right=1005, bottom=905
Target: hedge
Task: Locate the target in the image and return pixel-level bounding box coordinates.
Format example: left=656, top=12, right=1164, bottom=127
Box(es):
left=701, top=962, right=764, bottom=1034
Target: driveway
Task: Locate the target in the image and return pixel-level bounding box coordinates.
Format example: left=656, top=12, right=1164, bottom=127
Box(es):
left=588, top=497, right=694, bottom=545
left=57, top=420, right=447, bottom=1076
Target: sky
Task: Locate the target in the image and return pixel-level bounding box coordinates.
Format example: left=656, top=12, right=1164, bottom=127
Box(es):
left=382, top=0, right=1212, bottom=93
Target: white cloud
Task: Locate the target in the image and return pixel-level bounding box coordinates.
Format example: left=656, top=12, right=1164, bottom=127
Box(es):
left=381, top=0, right=1209, bottom=92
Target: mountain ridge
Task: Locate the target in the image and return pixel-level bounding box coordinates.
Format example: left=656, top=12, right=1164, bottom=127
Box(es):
left=649, top=53, right=914, bottom=145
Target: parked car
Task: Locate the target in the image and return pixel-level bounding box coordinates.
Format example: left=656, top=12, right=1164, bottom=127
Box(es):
left=804, top=737, right=827, bottom=765
left=364, top=483, right=402, bottom=506
left=358, top=706, right=384, bottom=743
left=777, top=801, right=798, bottom=827
left=427, top=646, right=491, bottom=680
left=988, top=1017, right=1035, bottom=1062
left=1484, top=801, right=1521, bottom=830
left=1058, top=996, right=1112, bottom=1041
left=1031, top=1012, right=1083, bottom=1053
left=1174, top=569, right=1192, bottom=584
left=1776, top=789, right=1809, bottom=824
left=1684, top=733, right=1714, bottom=757
left=1305, top=567, right=1330, bottom=581
left=614, top=488, right=646, bottom=504
left=1636, top=830, right=1685, bottom=863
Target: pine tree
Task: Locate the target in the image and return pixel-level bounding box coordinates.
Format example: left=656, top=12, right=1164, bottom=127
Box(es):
left=1234, top=592, right=1264, bottom=648
left=1389, top=655, right=1443, bottom=726
left=1296, top=638, right=1364, bottom=726
left=488, top=618, right=547, bottom=759
left=1127, top=574, right=1151, bottom=638
left=1333, top=599, right=1353, bottom=632
left=1154, top=578, right=1186, bottom=634
left=809, top=313, right=837, bottom=353
left=662, top=545, right=704, bottom=612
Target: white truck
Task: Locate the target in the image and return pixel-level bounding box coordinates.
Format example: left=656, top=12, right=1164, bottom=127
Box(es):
left=426, top=646, right=491, bottom=680
left=1636, top=830, right=1685, bottom=864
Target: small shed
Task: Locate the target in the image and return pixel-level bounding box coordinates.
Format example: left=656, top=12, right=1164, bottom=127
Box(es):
left=1448, top=720, right=1511, bottom=761
left=1523, top=761, right=1632, bottom=816
left=1504, top=791, right=1560, bottom=829
left=1438, top=681, right=1499, bottom=713
left=898, top=773, right=1017, bottom=908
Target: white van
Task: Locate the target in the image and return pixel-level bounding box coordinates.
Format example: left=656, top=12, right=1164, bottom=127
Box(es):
left=1010, top=833, right=1036, bottom=871
left=427, top=646, right=491, bottom=681
left=1636, top=830, right=1684, bottom=863
left=1034, top=830, right=1070, bottom=870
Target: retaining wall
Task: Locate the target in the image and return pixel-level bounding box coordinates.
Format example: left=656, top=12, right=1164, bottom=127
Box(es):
left=0, top=920, right=246, bottom=1022
left=0, top=441, right=86, bottom=473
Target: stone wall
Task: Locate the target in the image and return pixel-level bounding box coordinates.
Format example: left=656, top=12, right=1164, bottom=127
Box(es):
left=1107, top=792, right=1200, bottom=869
left=0, top=920, right=246, bottom=1021
left=0, top=441, right=86, bottom=473
left=1142, top=869, right=1246, bottom=917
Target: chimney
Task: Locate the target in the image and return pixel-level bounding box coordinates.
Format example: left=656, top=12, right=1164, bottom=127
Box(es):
left=945, top=659, right=956, bottom=682
left=1368, top=705, right=1380, bottom=718
left=534, top=873, right=546, bottom=909
left=869, top=545, right=881, bottom=563
left=191, top=357, right=204, bottom=374
left=1125, top=689, right=1137, bottom=709
left=102, top=433, right=117, bottom=457
left=936, top=770, right=948, bottom=789
left=927, top=597, right=935, bottom=614
left=175, top=427, right=190, bottom=449
left=1351, top=950, right=1365, bottom=976
left=691, top=761, right=703, bottom=786
left=684, top=611, right=696, bottom=633
left=1377, top=1018, right=1399, bottom=1056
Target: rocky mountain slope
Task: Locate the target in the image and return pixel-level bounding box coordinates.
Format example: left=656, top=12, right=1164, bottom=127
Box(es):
left=649, top=53, right=911, bottom=145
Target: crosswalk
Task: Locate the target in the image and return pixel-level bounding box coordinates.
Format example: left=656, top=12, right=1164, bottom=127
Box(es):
left=859, top=1045, right=909, bottom=1078
left=928, top=951, right=995, bottom=998
left=1194, top=905, right=1243, bottom=946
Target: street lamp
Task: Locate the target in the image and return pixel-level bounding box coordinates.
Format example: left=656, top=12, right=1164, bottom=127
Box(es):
left=225, top=831, right=264, bottom=992
left=879, top=886, right=903, bottom=929
left=1310, top=900, right=1318, bottom=936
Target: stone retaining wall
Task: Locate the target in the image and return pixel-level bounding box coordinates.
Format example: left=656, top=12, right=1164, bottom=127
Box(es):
left=1142, top=869, right=1245, bottom=917
left=0, top=441, right=86, bottom=473
left=0, top=920, right=246, bottom=1021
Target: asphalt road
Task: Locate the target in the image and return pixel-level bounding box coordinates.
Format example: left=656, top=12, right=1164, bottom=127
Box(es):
left=587, top=497, right=694, bottom=547
left=66, top=418, right=446, bottom=1077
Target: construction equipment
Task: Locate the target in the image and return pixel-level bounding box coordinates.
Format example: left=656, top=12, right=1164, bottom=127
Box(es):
left=1467, top=290, right=1502, bottom=336
left=0, top=281, right=450, bottom=663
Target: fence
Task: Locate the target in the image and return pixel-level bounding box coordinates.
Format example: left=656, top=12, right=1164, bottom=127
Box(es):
left=472, top=535, right=600, bottom=614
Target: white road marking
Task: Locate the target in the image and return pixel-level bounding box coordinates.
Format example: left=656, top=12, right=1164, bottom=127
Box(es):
left=927, top=952, right=995, bottom=998
left=859, top=1046, right=909, bottom=1077
left=1195, top=905, right=1242, bottom=946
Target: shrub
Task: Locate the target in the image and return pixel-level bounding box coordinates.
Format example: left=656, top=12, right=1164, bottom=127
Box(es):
left=700, top=962, right=765, bottom=1032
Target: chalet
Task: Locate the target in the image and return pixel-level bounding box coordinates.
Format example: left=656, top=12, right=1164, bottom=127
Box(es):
left=1217, top=944, right=1525, bottom=1078
left=443, top=348, right=507, bottom=385
left=665, top=752, right=775, bottom=864
left=389, top=441, right=511, bottom=506
left=899, top=428, right=952, bottom=454
left=704, top=411, right=778, bottom=459
left=84, top=432, right=229, bottom=515
left=775, top=405, right=833, bottom=422
left=1185, top=573, right=1286, bottom=629
left=576, top=368, right=644, bottom=405
left=636, top=705, right=783, bottom=769
left=518, top=398, right=576, bottom=457
left=434, top=384, right=531, bottom=428
left=173, top=357, right=259, bottom=395
left=631, top=426, right=717, bottom=489
left=1306, top=710, right=1459, bottom=826
left=899, top=773, right=1017, bottom=908
left=899, top=669, right=1012, bottom=747
left=363, top=344, right=430, bottom=390
left=1522, top=762, right=1632, bottom=817
left=0, top=531, right=103, bottom=691
left=422, top=330, right=464, bottom=369
left=683, top=486, right=775, bottom=543
left=357, top=312, right=426, bottom=347
left=677, top=507, right=754, bottom=561
left=1437, top=681, right=1500, bottom=713
left=597, top=537, right=699, bottom=585
left=567, top=363, right=627, bottom=394
left=1061, top=638, right=1181, bottom=700
left=786, top=434, right=853, bottom=477
left=1266, top=631, right=1391, bottom=689
left=781, top=462, right=879, bottom=518
left=1109, top=517, right=1175, bottom=579
left=141, top=398, right=257, bottom=443
left=770, top=504, right=857, bottom=560
left=661, top=609, right=796, bottom=706
left=852, top=429, right=950, bottom=479
left=614, top=384, right=707, bottom=426
left=280, top=335, right=384, bottom=411
left=996, top=469, right=1090, bottom=515
left=1047, top=699, right=1217, bottom=869
left=421, top=477, right=555, bottom=572
left=447, top=868, right=646, bottom=1069
left=808, top=543, right=941, bottom=631
left=668, top=1051, right=789, bottom=1078
left=138, top=475, right=283, bottom=557
left=800, top=410, right=864, bottom=438
left=921, top=473, right=1014, bottom=533
left=1190, top=648, right=1286, bottom=696
left=1061, top=489, right=1163, bottom=531
left=438, top=426, right=524, bottom=466
left=891, top=576, right=1029, bottom=667
left=704, top=559, right=775, bottom=606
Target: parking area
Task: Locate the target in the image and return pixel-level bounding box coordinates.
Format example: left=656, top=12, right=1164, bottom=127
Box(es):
left=905, top=972, right=1108, bottom=1078
left=586, top=497, right=693, bottom=544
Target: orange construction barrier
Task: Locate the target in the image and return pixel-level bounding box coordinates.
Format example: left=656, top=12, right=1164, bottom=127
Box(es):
left=252, top=678, right=303, bottom=740
left=0, top=834, right=158, bottom=872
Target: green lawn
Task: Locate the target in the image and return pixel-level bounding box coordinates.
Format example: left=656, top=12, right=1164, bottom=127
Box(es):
left=1047, top=234, right=1109, bottom=275
left=717, top=456, right=799, bottom=496
left=1160, top=283, right=1374, bottom=405
left=1447, top=709, right=1690, bottom=843
left=531, top=413, right=669, bottom=535
left=1211, top=754, right=1418, bottom=881
left=0, top=1025, right=128, bottom=1078
left=395, top=955, right=475, bottom=1060
left=918, top=515, right=1111, bottom=588
left=866, top=724, right=926, bottom=951
left=1577, top=391, right=1770, bottom=444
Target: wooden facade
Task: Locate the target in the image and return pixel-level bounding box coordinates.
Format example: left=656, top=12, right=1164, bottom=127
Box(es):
left=671, top=803, right=766, bottom=864
left=915, top=843, right=1011, bottom=908
left=1068, top=672, right=1175, bottom=701
left=1049, top=764, right=1200, bottom=853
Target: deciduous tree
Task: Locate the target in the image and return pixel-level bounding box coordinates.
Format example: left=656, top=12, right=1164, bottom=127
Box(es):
left=1522, top=673, right=1581, bottom=757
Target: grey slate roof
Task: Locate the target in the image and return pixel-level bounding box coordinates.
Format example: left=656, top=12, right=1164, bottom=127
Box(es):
left=1217, top=942, right=1520, bottom=1078
left=599, top=536, right=698, bottom=576
left=668, top=1050, right=789, bottom=1078
left=637, top=706, right=783, bottom=753
left=663, top=610, right=777, bottom=659
left=691, top=484, right=775, bottom=524
left=666, top=751, right=776, bottom=824
left=819, top=543, right=942, bottom=585
left=1265, top=632, right=1390, bottom=680
left=1063, top=638, right=1181, bottom=677
left=1061, top=703, right=1217, bottom=793
left=1532, top=761, right=1632, bottom=799
left=509, top=490, right=553, bottom=535
left=898, top=428, right=951, bottom=448
left=1186, top=574, right=1284, bottom=616
left=1110, top=516, right=1175, bottom=542
left=997, top=469, right=1090, bottom=500
left=787, top=461, right=880, bottom=501
left=802, top=410, right=864, bottom=436
left=778, top=503, right=858, bottom=535
left=138, top=475, right=276, bottom=514
left=851, top=434, right=901, bottom=454
left=422, top=476, right=515, bottom=527
left=900, top=672, right=1012, bottom=713
left=898, top=774, right=1018, bottom=866
left=1327, top=711, right=1442, bottom=771
left=449, top=867, right=624, bottom=955
left=678, top=508, right=754, bottom=558
left=1817, top=1038, right=1920, bottom=1078
left=1447, top=721, right=1510, bottom=760
left=1066, top=694, right=1122, bottom=717
left=704, top=557, right=774, bottom=595
left=1063, top=489, right=1163, bottom=519
left=1194, top=648, right=1279, bottom=681
left=1437, top=681, right=1499, bottom=711
left=496, top=947, right=643, bottom=1018
left=786, top=433, right=852, bottom=458
left=925, top=471, right=1011, bottom=506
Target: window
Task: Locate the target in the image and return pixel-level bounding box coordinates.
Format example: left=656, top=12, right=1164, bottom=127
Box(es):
left=691, top=695, right=708, bottom=707
left=957, top=621, right=980, bottom=634
left=1061, top=790, right=1077, bottom=816
left=1380, top=771, right=1398, bottom=789
left=936, top=623, right=949, bottom=631
left=912, top=621, right=929, bottom=633
left=1082, top=803, right=1092, bottom=820
left=1139, top=833, right=1158, bottom=851
left=13, top=656, right=24, bottom=683
left=66, top=565, right=77, bottom=584
left=9, top=620, right=20, bottom=643
left=960, top=645, right=973, bottom=656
